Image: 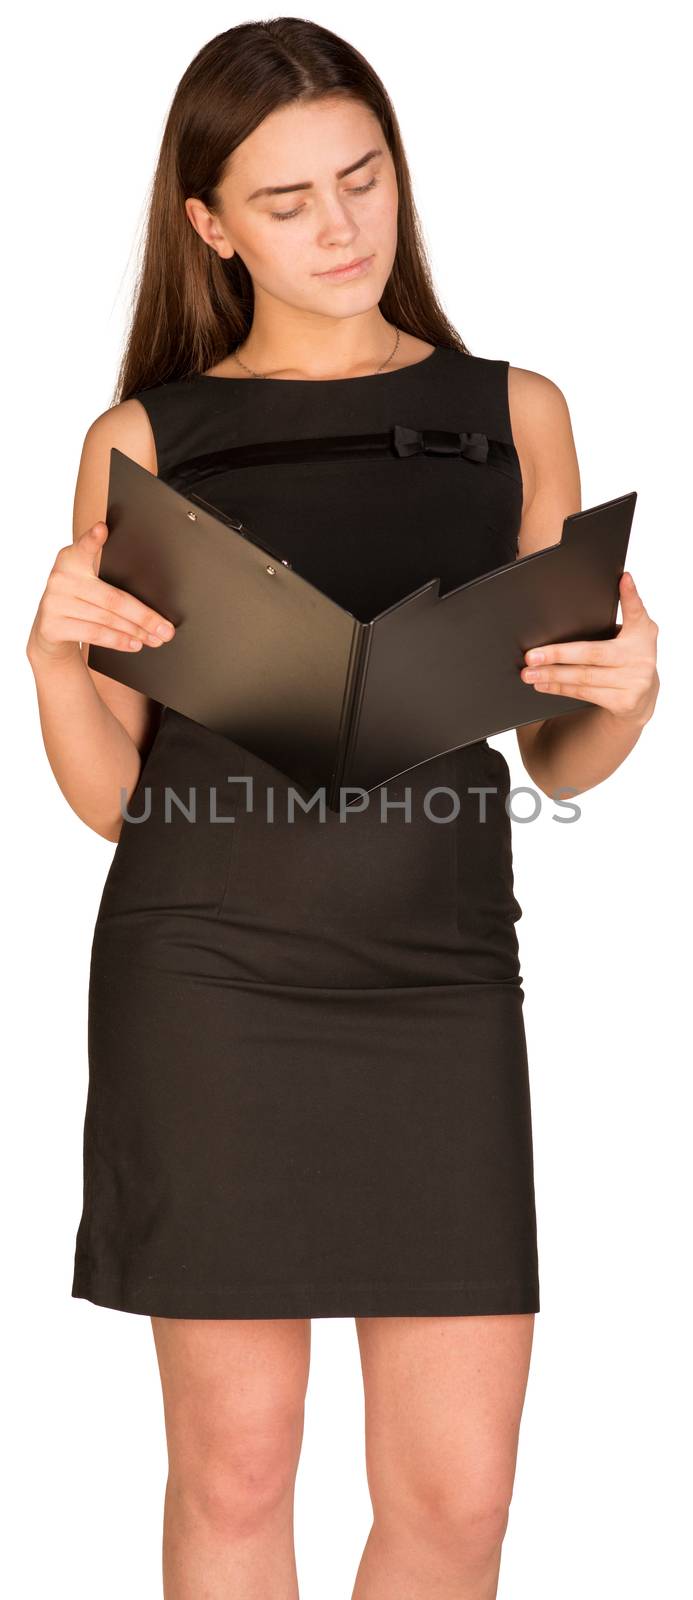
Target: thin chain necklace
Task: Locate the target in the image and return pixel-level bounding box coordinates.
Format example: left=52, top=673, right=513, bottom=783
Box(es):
left=231, top=325, right=401, bottom=379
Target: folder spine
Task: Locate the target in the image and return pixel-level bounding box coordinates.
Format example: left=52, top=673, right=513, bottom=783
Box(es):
left=328, top=621, right=372, bottom=809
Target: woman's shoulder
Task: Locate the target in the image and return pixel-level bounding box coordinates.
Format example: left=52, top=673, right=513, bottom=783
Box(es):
left=507, top=365, right=575, bottom=474
left=81, top=394, right=159, bottom=476
left=507, top=363, right=569, bottom=416
left=507, top=365, right=580, bottom=531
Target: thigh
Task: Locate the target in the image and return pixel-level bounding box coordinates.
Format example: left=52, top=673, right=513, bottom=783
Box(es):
left=151, top=1317, right=312, bottom=1472
left=355, top=1314, right=535, bottom=1511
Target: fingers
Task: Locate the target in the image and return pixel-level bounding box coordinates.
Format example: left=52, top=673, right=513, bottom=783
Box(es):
left=524, top=576, right=658, bottom=672
left=40, top=588, right=175, bottom=652
left=50, top=573, right=175, bottom=644
left=522, top=659, right=653, bottom=689
left=35, top=614, right=151, bottom=654
left=524, top=639, right=613, bottom=667
left=50, top=526, right=176, bottom=647
left=34, top=521, right=180, bottom=662
left=524, top=670, right=627, bottom=692
left=56, top=606, right=170, bottom=651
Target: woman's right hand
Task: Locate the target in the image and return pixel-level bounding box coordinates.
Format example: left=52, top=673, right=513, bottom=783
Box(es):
left=27, top=521, right=176, bottom=666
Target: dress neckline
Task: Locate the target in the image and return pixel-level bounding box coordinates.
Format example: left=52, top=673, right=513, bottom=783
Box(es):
left=193, top=344, right=444, bottom=387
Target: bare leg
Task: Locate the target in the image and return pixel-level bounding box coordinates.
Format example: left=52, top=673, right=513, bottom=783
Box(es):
left=350, top=1313, right=536, bottom=1600
left=150, top=1315, right=311, bottom=1599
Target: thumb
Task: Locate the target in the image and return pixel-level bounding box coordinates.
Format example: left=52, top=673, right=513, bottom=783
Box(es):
left=618, top=570, right=648, bottom=627
left=77, top=520, right=109, bottom=569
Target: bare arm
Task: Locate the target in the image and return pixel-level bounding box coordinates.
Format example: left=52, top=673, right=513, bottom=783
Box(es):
left=508, top=367, right=659, bottom=798
left=25, top=399, right=176, bottom=842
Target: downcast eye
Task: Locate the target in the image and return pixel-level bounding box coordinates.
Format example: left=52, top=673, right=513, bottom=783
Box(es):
left=270, top=174, right=379, bottom=222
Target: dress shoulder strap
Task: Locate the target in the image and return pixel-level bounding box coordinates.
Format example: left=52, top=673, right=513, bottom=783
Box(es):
left=130, top=382, right=204, bottom=481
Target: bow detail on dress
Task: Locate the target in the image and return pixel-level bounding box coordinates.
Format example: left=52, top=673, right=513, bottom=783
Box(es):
left=392, top=424, right=489, bottom=462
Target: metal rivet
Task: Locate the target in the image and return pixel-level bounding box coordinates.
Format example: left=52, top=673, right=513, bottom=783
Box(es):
left=187, top=510, right=197, bottom=521
left=266, top=564, right=276, bottom=575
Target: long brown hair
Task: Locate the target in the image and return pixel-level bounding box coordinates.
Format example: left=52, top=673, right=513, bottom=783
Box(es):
left=113, top=17, right=472, bottom=405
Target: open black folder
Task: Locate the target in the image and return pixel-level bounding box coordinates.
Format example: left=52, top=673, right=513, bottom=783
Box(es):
left=87, top=447, right=636, bottom=809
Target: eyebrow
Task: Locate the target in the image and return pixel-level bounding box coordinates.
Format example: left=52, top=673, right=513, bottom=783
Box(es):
left=246, top=147, right=383, bottom=202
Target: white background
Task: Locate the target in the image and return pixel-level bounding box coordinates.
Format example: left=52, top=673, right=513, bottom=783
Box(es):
left=5, top=1, right=690, bottom=1594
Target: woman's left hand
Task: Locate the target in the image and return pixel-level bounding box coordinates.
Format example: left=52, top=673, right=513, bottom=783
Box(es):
left=520, top=572, right=660, bottom=726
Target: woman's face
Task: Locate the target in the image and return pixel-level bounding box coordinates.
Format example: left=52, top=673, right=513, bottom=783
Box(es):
left=189, top=95, right=399, bottom=320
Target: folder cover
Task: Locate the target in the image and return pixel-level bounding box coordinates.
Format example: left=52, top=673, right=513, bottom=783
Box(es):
left=87, top=447, right=636, bottom=809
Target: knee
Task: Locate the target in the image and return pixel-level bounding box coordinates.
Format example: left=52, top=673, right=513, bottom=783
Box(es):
left=417, top=1485, right=511, bottom=1559
left=169, top=1407, right=304, bottom=1538
left=375, top=1473, right=512, bottom=1562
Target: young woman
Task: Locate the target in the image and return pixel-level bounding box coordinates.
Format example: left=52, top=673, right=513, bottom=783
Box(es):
left=26, top=18, right=659, bottom=1600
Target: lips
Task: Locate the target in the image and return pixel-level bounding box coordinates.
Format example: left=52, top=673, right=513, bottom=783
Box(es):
left=317, top=254, right=372, bottom=275
left=324, top=257, right=364, bottom=272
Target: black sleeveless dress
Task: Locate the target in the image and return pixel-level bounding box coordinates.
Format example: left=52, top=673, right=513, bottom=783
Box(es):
left=71, top=345, right=541, bottom=1319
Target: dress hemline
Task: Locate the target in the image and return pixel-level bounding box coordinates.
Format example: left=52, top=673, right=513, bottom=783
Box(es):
left=71, top=1262, right=540, bottom=1320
